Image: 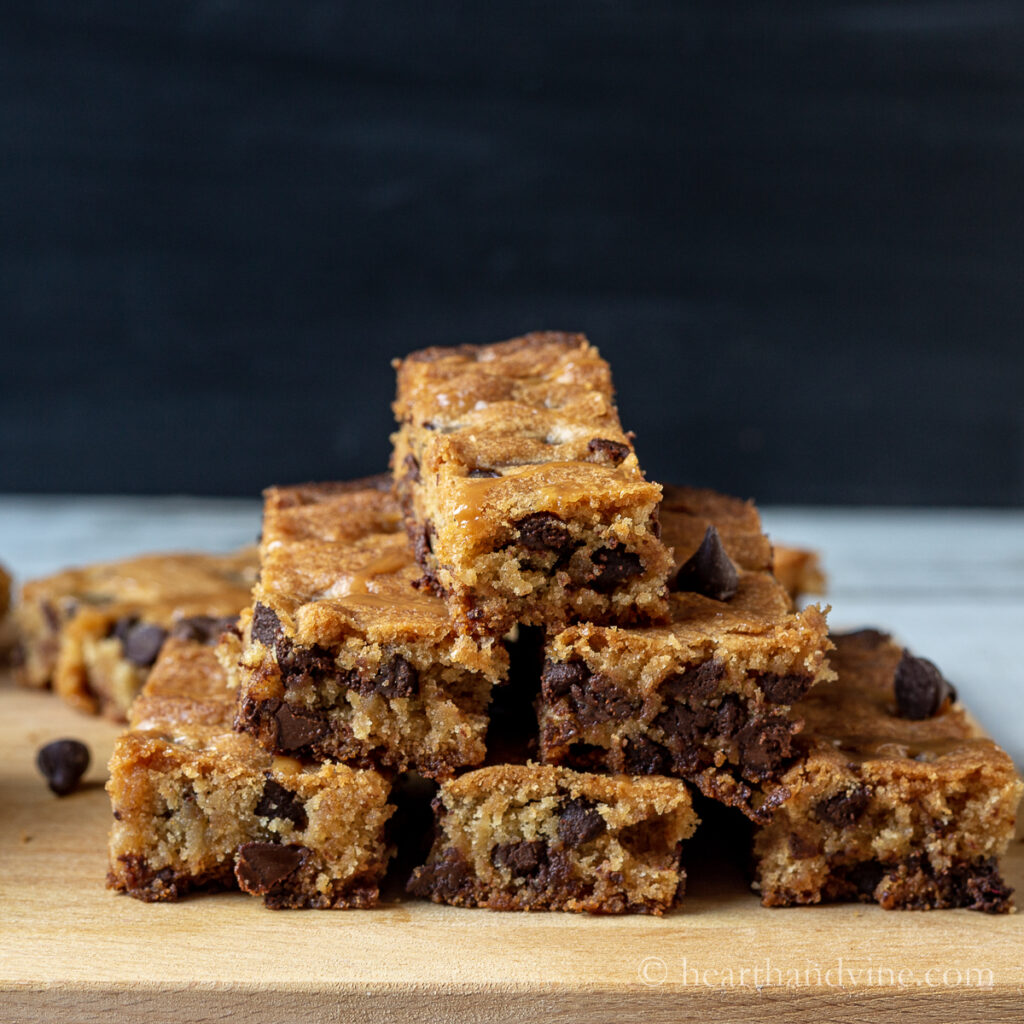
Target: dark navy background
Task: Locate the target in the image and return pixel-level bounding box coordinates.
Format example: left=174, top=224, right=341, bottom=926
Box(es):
left=3, top=2, right=1022, bottom=504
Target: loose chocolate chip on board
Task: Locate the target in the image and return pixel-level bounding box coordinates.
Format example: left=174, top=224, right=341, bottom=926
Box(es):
left=251, top=603, right=283, bottom=648
left=37, top=739, right=90, bottom=796
left=112, top=618, right=168, bottom=667
left=255, top=779, right=308, bottom=830
left=515, top=513, right=575, bottom=557
left=491, top=840, right=547, bottom=877
left=586, top=438, right=630, bottom=465
left=671, top=525, right=739, bottom=601
left=894, top=650, right=957, bottom=719
left=558, top=798, right=607, bottom=847
left=170, top=615, right=237, bottom=646
left=235, top=842, right=309, bottom=894
left=814, top=786, right=871, bottom=829
left=588, top=546, right=644, bottom=591
left=273, top=704, right=327, bottom=752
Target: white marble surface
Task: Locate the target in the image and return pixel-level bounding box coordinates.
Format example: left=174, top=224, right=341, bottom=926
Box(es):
left=0, top=496, right=1021, bottom=766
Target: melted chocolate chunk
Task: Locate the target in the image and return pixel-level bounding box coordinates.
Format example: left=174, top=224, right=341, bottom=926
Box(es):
left=273, top=703, right=328, bottom=752
left=622, top=736, right=670, bottom=774
left=235, top=842, right=308, bottom=894
left=365, top=655, right=418, bottom=699
left=170, top=615, right=237, bottom=646
left=735, top=718, right=792, bottom=778
left=491, top=840, right=547, bottom=877
left=276, top=637, right=336, bottom=689
left=894, top=650, right=956, bottom=720
left=588, top=546, right=644, bottom=591
left=251, top=603, right=283, bottom=647
left=468, top=467, right=502, bottom=478
left=569, top=674, right=640, bottom=726
left=112, top=618, right=168, bottom=667
left=671, top=525, right=739, bottom=601
left=662, top=660, right=725, bottom=701
left=756, top=672, right=813, bottom=705
left=586, top=438, right=630, bottom=465
left=37, top=738, right=90, bottom=796
left=403, top=452, right=421, bottom=484
left=540, top=660, right=589, bottom=699
left=255, top=779, right=308, bottom=830
left=814, top=785, right=871, bottom=829
left=515, top=513, right=575, bottom=557
left=558, top=798, right=606, bottom=847
left=407, top=847, right=474, bottom=901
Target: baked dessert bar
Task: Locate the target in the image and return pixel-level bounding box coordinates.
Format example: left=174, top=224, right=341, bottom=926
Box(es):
left=773, top=545, right=826, bottom=602
left=227, top=477, right=507, bottom=778
left=538, top=487, right=833, bottom=822
left=107, top=634, right=394, bottom=908
left=754, top=629, right=1023, bottom=912
left=15, top=549, right=257, bottom=719
left=407, top=763, right=697, bottom=914
left=392, top=332, right=672, bottom=635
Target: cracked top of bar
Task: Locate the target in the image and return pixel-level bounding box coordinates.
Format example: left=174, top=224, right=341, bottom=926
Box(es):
left=392, top=332, right=672, bottom=634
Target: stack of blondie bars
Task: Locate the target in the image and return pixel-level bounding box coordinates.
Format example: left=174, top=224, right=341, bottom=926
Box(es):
left=16, top=332, right=1024, bottom=914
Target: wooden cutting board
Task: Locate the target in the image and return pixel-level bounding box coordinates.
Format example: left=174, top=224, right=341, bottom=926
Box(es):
left=2, top=674, right=1022, bottom=1024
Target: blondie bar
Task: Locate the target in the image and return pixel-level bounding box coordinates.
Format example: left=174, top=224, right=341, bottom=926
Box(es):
left=773, top=545, right=826, bottom=602
left=408, top=763, right=697, bottom=914
left=538, top=487, right=833, bottom=822
left=753, top=629, right=1023, bottom=912
left=107, top=634, right=394, bottom=908
left=228, top=477, right=507, bottom=778
left=392, top=333, right=672, bottom=636
left=16, top=549, right=257, bottom=719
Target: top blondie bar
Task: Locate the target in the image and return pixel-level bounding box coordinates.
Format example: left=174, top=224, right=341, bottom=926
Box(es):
left=392, top=333, right=673, bottom=636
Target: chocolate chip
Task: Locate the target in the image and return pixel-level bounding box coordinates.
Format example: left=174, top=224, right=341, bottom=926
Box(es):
left=568, top=674, right=640, bottom=727
left=37, top=739, right=90, bottom=796
left=894, top=650, right=956, bottom=720
left=235, top=842, right=308, bottom=894
left=662, top=660, right=725, bottom=701
left=586, top=438, right=630, bottom=465
left=276, top=637, right=335, bottom=689
left=251, top=603, right=283, bottom=648
left=814, top=786, right=871, bottom=828
left=735, top=718, right=793, bottom=778
left=407, top=847, right=474, bottom=900
left=515, top=513, right=575, bottom=557
left=622, top=736, right=669, bottom=774
left=255, top=779, right=308, bottom=830
left=171, top=615, right=237, bottom=646
left=112, top=618, right=168, bottom=667
left=491, top=840, right=547, bottom=877
left=412, top=520, right=435, bottom=564
left=756, top=672, right=813, bottom=705
left=366, top=655, right=418, bottom=699
left=558, top=798, right=606, bottom=847
left=540, top=659, right=589, bottom=699
left=588, top=546, right=645, bottom=591
left=788, top=832, right=821, bottom=859
left=671, top=525, right=738, bottom=601
left=273, top=704, right=327, bottom=752
left=403, top=452, right=421, bottom=484
left=468, top=467, right=502, bottom=478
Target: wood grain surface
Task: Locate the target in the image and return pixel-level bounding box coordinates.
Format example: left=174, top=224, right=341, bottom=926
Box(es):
left=2, top=674, right=1022, bottom=1024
